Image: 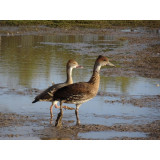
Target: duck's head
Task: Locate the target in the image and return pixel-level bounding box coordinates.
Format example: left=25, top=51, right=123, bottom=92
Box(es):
left=96, top=55, right=115, bottom=67
left=67, top=59, right=83, bottom=69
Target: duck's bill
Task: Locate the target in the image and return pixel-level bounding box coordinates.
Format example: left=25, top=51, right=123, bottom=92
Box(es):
left=76, top=65, right=83, bottom=68
left=106, top=61, right=115, bottom=67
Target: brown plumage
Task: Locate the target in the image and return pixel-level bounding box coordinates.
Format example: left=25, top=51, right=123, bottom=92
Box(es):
left=32, top=82, right=68, bottom=103
left=53, top=55, right=115, bottom=126
left=32, top=59, right=82, bottom=118
left=54, top=81, right=98, bottom=104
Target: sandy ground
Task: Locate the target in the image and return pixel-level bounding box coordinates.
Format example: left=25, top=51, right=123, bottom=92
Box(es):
left=0, top=26, right=160, bottom=139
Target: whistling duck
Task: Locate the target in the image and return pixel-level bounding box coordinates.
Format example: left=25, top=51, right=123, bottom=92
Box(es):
left=32, top=59, right=83, bottom=118
left=53, top=55, right=115, bottom=126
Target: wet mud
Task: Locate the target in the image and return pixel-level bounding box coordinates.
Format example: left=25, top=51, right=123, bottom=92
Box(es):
left=103, top=39, right=160, bottom=78
left=105, top=95, right=160, bottom=108
left=0, top=112, right=160, bottom=140
left=99, top=91, right=160, bottom=108
left=0, top=26, right=160, bottom=140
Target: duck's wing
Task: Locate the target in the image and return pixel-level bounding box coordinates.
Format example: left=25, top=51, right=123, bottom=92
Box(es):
left=32, top=83, right=67, bottom=103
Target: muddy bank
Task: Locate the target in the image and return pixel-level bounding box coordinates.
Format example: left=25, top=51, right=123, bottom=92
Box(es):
left=0, top=112, right=160, bottom=140
left=103, top=38, right=160, bottom=78
left=4, top=88, right=42, bottom=96
left=98, top=91, right=160, bottom=108
left=0, top=26, right=127, bottom=36
left=133, top=44, right=160, bottom=78
left=0, top=112, right=29, bottom=127
left=0, top=112, right=47, bottom=139
left=105, top=95, right=160, bottom=108
left=0, top=25, right=159, bottom=36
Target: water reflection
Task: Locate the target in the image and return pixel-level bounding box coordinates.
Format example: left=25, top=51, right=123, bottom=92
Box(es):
left=0, top=34, right=159, bottom=96
left=0, top=34, right=122, bottom=90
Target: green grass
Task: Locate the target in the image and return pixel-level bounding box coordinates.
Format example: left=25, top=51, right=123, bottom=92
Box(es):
left=0, top=20, right=160, bottom=28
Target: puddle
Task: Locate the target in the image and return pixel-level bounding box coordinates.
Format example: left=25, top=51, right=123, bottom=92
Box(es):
left=58, top=97, right=160, bottom=126
left=0, top=126, right=41, bottom=140
left=101, top=77, right=160, bottom=96
left=0, top=34, right=159, bottom=94
left=79, top=131, right=147, bottom=139
left=0, top=28, right=160, bottom=139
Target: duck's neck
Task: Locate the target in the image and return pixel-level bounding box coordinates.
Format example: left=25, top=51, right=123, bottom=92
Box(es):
left=89, top=63, right=101, bottom=87
left=66, top=67, right=73, bottom=84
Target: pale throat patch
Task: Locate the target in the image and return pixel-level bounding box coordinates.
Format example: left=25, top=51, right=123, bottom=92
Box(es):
left=95, top=64, right=101, bottom=72
left=68, top=67, right=73, bottom=76
left=66, top=67, right=73, bottom=81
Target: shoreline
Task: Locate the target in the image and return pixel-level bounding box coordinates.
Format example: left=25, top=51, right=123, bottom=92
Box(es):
left=0, top=26, right=160, bottom=140
left=0, top=25, right=159, bottom=36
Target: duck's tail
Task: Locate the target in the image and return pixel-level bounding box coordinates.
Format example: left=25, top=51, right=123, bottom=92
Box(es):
left=32, top=99, right=38, bottom=103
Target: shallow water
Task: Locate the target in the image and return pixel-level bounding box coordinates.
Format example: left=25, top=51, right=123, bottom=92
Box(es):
left=0, top=32, right=160, bottom=139
left=79, top=131, right=147, bottom=140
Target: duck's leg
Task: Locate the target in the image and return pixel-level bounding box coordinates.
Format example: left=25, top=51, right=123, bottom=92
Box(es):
left=75, top=104, right=81, bottom=125
left=50, top=101, right=54, bottom=119
left=50, top=101, right=58, bottom=119
left=55, top=101, right=63, bottom=127
left=60, top=101, right=63, bottom=114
